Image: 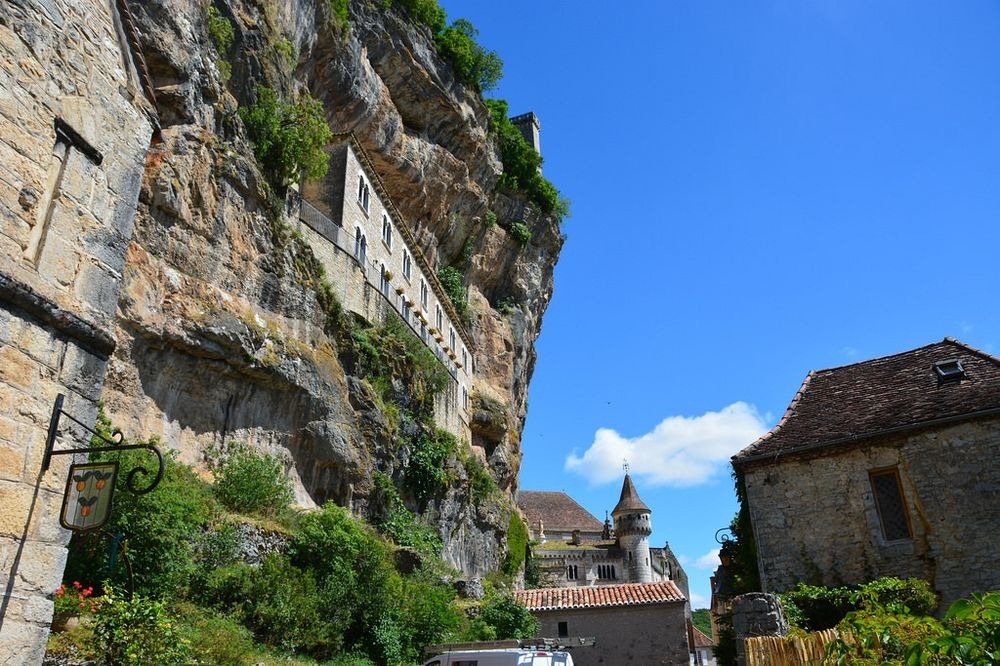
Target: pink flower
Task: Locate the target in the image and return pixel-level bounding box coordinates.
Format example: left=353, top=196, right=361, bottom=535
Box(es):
left=72, top=581, right=82, bottom=589
left=78, top=602, right=85, bottom=609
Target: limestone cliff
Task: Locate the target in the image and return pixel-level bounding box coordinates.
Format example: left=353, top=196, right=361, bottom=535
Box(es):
left=100, top=0, right=562, bottom=576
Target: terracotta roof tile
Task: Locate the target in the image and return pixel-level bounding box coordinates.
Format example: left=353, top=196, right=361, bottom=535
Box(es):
left=734, top=338, right=1000, bottom=462
left=517, top=491, right=604, bottom=533
left=514, top=582, right=686, bottom=611
left=691, top=627, right=715, bottom=648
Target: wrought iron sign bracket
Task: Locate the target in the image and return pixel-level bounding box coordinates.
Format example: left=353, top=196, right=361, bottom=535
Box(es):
left=42, top=393, right=164, bottom=495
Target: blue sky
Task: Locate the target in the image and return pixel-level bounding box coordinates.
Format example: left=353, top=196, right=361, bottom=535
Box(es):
left=437, top=1, right=1000, bottom=608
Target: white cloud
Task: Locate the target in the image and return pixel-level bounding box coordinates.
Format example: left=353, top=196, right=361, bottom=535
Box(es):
left=689, top=591, right=709, bottom=609
left=841, top=346, right=858, bottom=358
left=694, top=549, right=720, bottom=570
left=564, top=402, right=768, bottom=487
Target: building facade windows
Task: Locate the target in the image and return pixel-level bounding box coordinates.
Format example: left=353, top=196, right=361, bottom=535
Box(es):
left=381, top=214, right=392, bottom=249
left=462, top=387, right=468, bottom=409
left=436, top=305, right=443, bottom=331
left=402, top=250, right=412, bottom=280
left=420, top=279, right=428, bottom=309
left=354, top=227, right=367, bottom=266
left=449, top=328, right=456, bottom=351
left=462, top=349, right=467, bottom=368
left=380, top=263, right=390, bottom=296
left=401, top=296, right=410, bottom=323
left=558, top=622, right=569, bottom=638
left=597, top=564, right=617, bottom=580
left=870, top=467, right=912, bottom=541
left=567, top=565, right=578, bottom=580
left=357, top=175, right=370, bottom=213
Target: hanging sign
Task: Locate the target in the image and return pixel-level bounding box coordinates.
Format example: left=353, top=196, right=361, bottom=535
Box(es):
left=43, top=394, right=163, bottom=533
left=59, top=461, right=119, bottom=531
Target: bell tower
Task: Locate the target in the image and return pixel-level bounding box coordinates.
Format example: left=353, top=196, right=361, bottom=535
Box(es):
left=612, top=472, right=653, bottom=583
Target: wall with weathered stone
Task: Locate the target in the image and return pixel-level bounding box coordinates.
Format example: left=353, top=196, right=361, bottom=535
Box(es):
left=0, top=0, right=152, bottom=658
left=743, top=416, right=1000, bottom=608
left=533, top=603, right=690, bottom=666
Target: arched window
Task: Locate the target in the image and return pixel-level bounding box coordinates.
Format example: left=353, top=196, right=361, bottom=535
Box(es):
left=449, top=328, right=456, bottom=351
left=354, top=227, right=366, bottom=265
left=436, top=305, right=443, bottom=331
left=402, top=250, right=412, bottom=280
left=357, top=175, right=370, bottom=212
left=380, top=263, right=390, bottom=296
left=381, top=214, right=392, bottom=249
left=420, top=279, right=428, bottom=309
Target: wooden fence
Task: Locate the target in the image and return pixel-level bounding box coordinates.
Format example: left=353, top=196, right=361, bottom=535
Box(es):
left=744, top=629, right=846, bottom=665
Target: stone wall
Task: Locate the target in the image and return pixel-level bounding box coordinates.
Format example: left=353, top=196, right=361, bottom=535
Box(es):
left=533, top=602, right=690, bottom=666
left=0, top=0, right=153, bottom=659
left=743, top=416, right=1000, bottom=608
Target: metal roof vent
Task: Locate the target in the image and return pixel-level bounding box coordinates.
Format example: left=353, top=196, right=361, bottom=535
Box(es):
left=933, top=359, right=966, bottom=383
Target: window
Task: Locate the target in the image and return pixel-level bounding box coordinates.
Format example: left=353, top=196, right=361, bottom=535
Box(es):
left=354, top=228, right=367, bottom=265
left=436, top=305, right=443, bottom=331
left=558, top=621, right=569, bottom=638
left=401, top=296, right=410, bottom=323
left=870, top=468, right=912, bottom=541
left=380, top=263, right=390, bottom=296
left=934, top=359, right=966, bottom=383
left=381, top=214, right=392, bottom=249
left=357, top=175, right=370, bottom=212
left=420, top=279, right=428, bottom=309
left=402, top=250, right=412, bottom=280
left=462, top=348, right=467, bottom=369
left=566, top=565, right=578, bottom=580
left=462, top=387, right=468, bottom=409
left=597, top=564, right=616, bottom=580
left=449, top=328, right=456, bottom=351
left=420, top=321, right=428, bottom=343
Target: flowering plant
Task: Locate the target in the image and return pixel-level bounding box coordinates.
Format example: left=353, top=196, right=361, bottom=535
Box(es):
left=54, top=581, right=99, bottom=614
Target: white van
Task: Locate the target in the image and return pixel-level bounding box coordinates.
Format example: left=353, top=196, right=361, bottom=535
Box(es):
left=421, top=648, right=575, bottom=666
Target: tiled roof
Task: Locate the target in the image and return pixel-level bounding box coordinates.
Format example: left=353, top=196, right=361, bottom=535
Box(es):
left=514, top=582, right=686, bottom=611
left=517, top=491, right=604, bottom=533
left=692, top=626, right=715, bottom=648
left=734, top=338, right=1000, bottom=462
left=612, top=474, right=650, bottom=515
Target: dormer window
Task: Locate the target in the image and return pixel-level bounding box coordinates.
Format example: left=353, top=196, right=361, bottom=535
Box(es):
left=933, top=359, right=966, bottom=383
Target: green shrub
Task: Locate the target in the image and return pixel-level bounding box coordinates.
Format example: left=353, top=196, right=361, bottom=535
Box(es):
left=240, top=86, right=333, bottom=187
left=93, top=587, right=191, bottom=665
left=437, top=265, right=470, bottom=323
left=478, top=593, right=538, bottom=640
left=781, top=582, right=855, bottom=631
left=328, top=0, right=350, bottom=32
left=485, top=99, right=568, bottom=217
left=435, top=18, right=502, bottom=91
left=502, top=513, right=528, bottom=577
left=406, top=429, right=456, bottom=504
left=373, top=473, right=442, bottom=552
left=509, top=221, right=532, bottom=244
left=392, top=0, right=446, bottom=33
left=913, top=592, right=1000, bottom=664
left=855, top=576, right=937, bottom=616
left=399, top=569, right=464, bottom=660
left=207, top=5, right=234, bottom=53
left=175, top=602, right=256, bottom=665
left=465, top=454, right=497, bottom=503
left=485, top=211, right=497, bottom=228
left=212, top=443, right=294, bottom=518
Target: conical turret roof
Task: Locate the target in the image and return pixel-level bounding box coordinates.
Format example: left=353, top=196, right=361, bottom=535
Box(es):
left=612, top=474, right=650, bottom=516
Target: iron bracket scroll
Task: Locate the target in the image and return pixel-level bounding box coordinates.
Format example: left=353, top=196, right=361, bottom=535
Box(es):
left=715, top=526, right=735, bottom=545
left=41, top=393, right=164, bottom=494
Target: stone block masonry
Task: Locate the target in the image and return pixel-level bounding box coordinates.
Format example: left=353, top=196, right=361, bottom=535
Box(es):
left=0, top=0, right=154, bottom=659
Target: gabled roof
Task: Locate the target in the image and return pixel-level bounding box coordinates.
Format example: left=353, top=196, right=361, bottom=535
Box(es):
left=517, top=491, right=604, bottom=533
left=734, top=338, right=1000, bottom=463
left=612, top=474, right=650, bottom=516
left=515, top=582, right=686, bottom=612
left=691, top=626, right=715, bottom=648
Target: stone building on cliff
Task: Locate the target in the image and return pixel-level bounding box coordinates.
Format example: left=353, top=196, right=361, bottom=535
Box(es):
left=732, top=338, right=1000, bottom=609
left=518, top=475, right=689, bottom=596
left=297, top=136, right=474, bottom=440
left=0, top=0, right=156, bottom=659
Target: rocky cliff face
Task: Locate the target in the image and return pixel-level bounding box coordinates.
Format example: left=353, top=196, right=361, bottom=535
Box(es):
left=100, top=0, right=562, bottom=576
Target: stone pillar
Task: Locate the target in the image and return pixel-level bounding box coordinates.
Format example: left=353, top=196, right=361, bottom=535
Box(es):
left=731, top=593, right=789, bottom=666
left=0, top=0, right=154, bottom=660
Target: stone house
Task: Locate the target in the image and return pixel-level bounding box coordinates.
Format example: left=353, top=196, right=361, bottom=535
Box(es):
left=297, top=136, right=474, bottom=439
left=732, top=338, right=1000, bottom=608
left=514, top=581, right=690, bottom=666
left=518, top=475, right=689, bottom=597
left=691, top=626, right=717, bottom=666
left=0, top=0, right=156, bottom=659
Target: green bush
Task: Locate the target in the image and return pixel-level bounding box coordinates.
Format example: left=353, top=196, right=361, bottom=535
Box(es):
left=435, top=19, right=502, bottom=91
left=240, top=86, right=333, bottom=187
left=399, top=569, right=464, bottom=660
left=914, top=592, right=1000, bottom=664
left=502, top=513, right=528, bottom=577
left=509, top=221, right=532, bottom=244
left=392, top=0, right=446, bottom=33
left=485, top=99, right=568, bottom=217
left=406, top=428, right=456, bottom=504
left=478, top=593, right=538, bottom=640
left=328, top=0, right=350, bottom=32
left=206, top=5, right=234, bottom=81
left=373, top=473, right=442, bottom=552
left=485, top=211, right=497, bottom=228
left=93, top=587, right=191, bottom=665
left=212, top=444, right=294, bottom=518
left=855, top=576, right=937, bottom=615
left=437, top=266, right=470, bottom=323
left=781, top=582, right=856, bottom=631
left=175, top=602, right=257, bottom=665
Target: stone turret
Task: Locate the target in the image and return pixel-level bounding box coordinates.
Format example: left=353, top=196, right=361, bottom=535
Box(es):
left=612, top=474, right=653, bottom=583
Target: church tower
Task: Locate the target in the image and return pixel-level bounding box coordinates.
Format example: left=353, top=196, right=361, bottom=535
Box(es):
left=612, top=473, right=653, bottom=583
